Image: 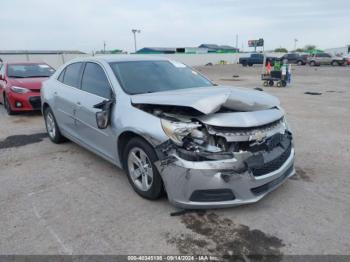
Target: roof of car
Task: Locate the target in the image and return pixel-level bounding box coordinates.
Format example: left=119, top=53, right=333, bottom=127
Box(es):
left=5, top=62, right=50, bottom=65
left=71, top=55, right=170, bottom=63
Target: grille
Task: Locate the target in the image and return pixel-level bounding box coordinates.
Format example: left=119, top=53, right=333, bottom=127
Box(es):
left=251, top=164, right=294, bottom=195
left=29, top=96, right=41, bottom=110
left=209, top=118, right=284, bottom=137
left=190, top=189, right=235, bottom=202
left=251, top=144, right=292, bottom=177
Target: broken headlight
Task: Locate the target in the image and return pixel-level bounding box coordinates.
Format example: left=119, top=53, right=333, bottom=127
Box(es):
left=161, top=119, right=202, bottom=146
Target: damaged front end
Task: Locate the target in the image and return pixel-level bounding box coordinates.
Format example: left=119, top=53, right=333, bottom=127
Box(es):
left=132, top=88, right=295, bottom=209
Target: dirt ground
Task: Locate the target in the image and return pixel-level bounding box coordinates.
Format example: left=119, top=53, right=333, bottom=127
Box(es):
left=0, top=64, right=349, bottom=259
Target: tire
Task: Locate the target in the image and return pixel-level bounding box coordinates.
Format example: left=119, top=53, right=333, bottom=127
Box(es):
left=3, top=94, right=15, bottom=115
left=297, top=60, right=303, bottom=66
left=331, top=61, right=339, bottom=66
left=44, top=107, right=65, bottom=143
left=268, top=80, right=274, bottom=86
left=248, top=63, right=253, bottom=67
left=263, top=81, right=268, bottom=87
left=242, top=61, right=247, bottom=67
left=277, top=82, right=282, bottom=87
left=123, top=137, right=164, bottom=200
left=281, top=80, right=287, bottom=87
left=310, top=61, right=316, bottom=66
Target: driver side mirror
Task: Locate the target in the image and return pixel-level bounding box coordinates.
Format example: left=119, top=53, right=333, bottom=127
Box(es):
left=93, top=98, right=115, bottom=129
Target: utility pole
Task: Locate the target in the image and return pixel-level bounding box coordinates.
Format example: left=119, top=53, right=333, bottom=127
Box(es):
left=132, top=29, right=141, bottom=53
left=235, top=34, right=238, bottom=50
left=103, top=41, right=106, bottom=54
left=294, top=38, right=298, bottom=51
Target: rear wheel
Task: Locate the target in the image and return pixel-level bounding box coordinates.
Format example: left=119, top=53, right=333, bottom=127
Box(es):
left=3, top=94, right=15, bottom=115
left=123, top=137, right=164, bottom=200
left=331, top=60, right=339, bottom=66
left=268, top=80, right=274, bottom=86
left=44, top=107, right=65, bottom=143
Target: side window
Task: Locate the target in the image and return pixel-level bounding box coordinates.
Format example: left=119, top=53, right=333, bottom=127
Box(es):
left=57, top=68, right=65, bottom=82
left=62, top=63, right=83, bottom=88
left=81, top=63, right=112, bottom=99
left=0, top=64, right=5, bottom=75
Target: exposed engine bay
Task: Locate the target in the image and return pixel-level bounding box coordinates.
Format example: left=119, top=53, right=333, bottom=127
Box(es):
left=134, top=103, right=292, bottom=177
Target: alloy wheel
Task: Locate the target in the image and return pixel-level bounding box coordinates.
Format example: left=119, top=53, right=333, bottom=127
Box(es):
left=46, top=112, right=56, bottom=139
left=127, top=147, right=154, bottom=192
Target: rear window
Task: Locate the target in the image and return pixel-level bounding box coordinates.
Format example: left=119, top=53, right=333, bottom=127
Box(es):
left=7, top=64, right=55, bottom=78
left=62, top=63, right=83, bottom=88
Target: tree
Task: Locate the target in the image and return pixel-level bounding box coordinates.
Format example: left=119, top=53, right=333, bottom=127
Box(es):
left=304, top=45, right=316, bottom=51
left=295, top=48, right=305, bottom=52
left=274, top=48, right=288, bottom=53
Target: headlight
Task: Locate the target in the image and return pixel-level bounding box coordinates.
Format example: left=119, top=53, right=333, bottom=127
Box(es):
left=10, top=86, right=30, bottom=94
left=161, top=119, right=201, bottom=146
left=282, top=117, right=292, bottom=132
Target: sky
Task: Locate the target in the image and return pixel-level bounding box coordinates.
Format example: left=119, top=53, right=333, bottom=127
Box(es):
left=0, top=0, right=349, bottom=53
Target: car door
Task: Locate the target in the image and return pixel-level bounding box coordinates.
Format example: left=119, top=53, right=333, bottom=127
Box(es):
left=75, top=62, right=116, bottom=161
left=323, top=53, right=332, bottom=64
left=317, top=53, right=328, bottom=64
left=289, top=54, right=297, bottom=63
left=54, top=62, right=84, bottom=136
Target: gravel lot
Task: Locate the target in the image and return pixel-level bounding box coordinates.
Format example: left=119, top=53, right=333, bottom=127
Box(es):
left=0, top=64, right=349, bottom=258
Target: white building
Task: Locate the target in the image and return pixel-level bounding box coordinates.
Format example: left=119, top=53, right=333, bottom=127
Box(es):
left=325, top=46, right=350, bottom=57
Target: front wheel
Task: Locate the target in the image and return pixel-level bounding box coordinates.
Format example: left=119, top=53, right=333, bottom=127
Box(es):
left=123, top=137, right=164, bottom=200
left=4, top=95, right=15, bottom=115
left=297, top=60, right=303, bottom=66
left=44, top=107, right=65, bottom=143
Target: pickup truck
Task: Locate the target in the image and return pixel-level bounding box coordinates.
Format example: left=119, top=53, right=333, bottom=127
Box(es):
left=239, top=53, right=278, bottom=66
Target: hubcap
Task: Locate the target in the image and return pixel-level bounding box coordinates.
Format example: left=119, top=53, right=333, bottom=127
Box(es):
left=46, top=112, right=56, bottom=138
left=127, top=147, right=153, bottom=191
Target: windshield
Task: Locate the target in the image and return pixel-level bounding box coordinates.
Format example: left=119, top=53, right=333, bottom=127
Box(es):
left=109, top=61, right=213, bottom=94
left=7, top=64, right=55, bottom=78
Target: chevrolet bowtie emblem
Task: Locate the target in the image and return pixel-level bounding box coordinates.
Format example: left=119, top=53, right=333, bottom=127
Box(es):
left=254, top=131, right=266, bottom=142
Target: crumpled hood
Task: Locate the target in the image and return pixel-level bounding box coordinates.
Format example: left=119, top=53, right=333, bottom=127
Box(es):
left=9, top=77, right=48, bottom=90
left=131, top=86, right=280, bottom=114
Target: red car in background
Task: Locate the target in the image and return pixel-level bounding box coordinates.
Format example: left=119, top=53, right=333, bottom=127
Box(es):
left=0, top=62, right=55, bottom=115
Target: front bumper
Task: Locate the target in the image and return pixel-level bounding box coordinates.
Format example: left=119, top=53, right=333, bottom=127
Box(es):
left=7, top=92, right=41, bottom=111
left=156, top=147, right=295, bottom=209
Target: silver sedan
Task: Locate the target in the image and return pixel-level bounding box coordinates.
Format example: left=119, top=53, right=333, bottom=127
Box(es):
left=41, top=55, right=295, bottom=209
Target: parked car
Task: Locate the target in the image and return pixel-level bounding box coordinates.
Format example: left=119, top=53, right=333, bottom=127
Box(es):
left=343, top=55, right=350, bottom=65
left=307, top=53, right=346, bottom=66
left=41, top=56, right=295, bottom=209
left=0, top=62, right=55, bottom=115
left=239, top=53, right=278, bottom=66
left=280, top=53, right=307, bottom=65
